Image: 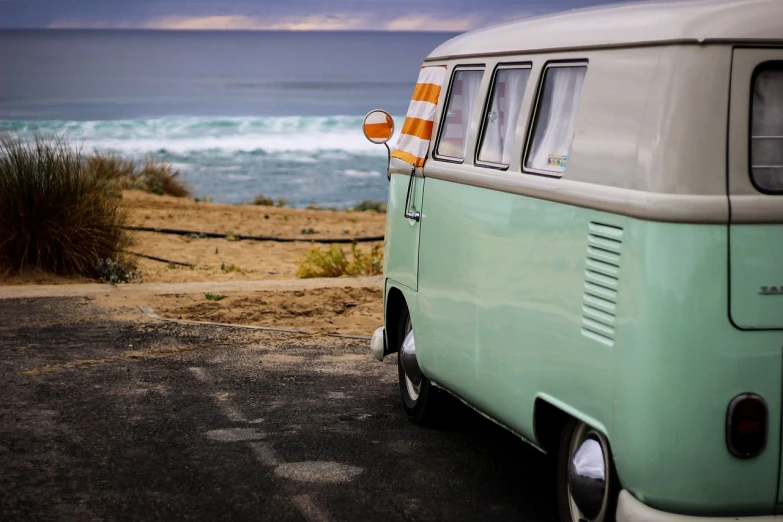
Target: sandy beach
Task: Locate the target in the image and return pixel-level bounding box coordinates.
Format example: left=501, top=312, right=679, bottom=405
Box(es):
left=1, top=191, right=386, bottom=335
left=122, top=191, right=385, bottom=283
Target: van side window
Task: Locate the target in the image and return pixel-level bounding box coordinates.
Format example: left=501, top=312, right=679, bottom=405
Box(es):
left=477, top=67, right=531, bottom=167
left=750, top=63, right=783, bottom=193
left=524, top=64, right=587, bottom=175
left=436, top=69, right=484, bottom=161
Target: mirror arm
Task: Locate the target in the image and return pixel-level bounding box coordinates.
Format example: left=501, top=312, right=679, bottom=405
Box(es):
left=403, top=165, right=420, bottom=222
left=384, top=142, right=391, bottom=181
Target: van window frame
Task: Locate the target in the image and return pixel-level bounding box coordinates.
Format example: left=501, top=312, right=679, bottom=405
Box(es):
left=748, top=60, right=783, bottom=195
left=474, top=62, right=533, bottom=171
left=432, top=64, right=486, bottom=165
left=521, top=60, right=589, bottom=179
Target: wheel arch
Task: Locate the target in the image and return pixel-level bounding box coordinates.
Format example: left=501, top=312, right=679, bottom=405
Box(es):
left=385, top=284, right=407, bottom=355
left=534, top=397, right=569, bottom=455
left=533, top=395, right=612, bottom=456
left=535, top=395, right=624, bottom=494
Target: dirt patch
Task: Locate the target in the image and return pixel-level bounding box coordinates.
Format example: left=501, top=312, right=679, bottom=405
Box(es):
left=0, top=267, right=94, bottom=286
left=148, top=286, right=383, bottom=336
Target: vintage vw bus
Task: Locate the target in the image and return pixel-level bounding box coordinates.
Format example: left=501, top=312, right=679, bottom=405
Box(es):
left=362, top=0, right=783, bottom=520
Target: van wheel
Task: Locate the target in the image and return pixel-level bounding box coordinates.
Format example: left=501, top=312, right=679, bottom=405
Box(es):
left=557, top=418, right=619, bottom=522
left=397, top=303, right=438, bottom=425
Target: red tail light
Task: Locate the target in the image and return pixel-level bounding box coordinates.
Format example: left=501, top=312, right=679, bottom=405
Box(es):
left=726, top=394, right=767, bottom=459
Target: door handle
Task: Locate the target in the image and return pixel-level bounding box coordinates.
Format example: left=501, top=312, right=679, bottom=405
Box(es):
left=403, top=170, right=420, bottom=222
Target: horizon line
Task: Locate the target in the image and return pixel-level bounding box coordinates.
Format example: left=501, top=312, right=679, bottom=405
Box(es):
left=0, top=27, right=465, bottom=33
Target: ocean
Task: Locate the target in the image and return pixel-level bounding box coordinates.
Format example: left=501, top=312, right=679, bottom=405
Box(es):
left=0, top=30, right=456, bottom=207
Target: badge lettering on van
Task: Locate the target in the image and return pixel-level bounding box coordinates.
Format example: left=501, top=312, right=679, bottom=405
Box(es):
left=546, top=154, right=568, bottom=169
left=759, top=286, right=782, bottom=295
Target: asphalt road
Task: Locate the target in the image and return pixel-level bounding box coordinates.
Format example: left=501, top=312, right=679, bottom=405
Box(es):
left=0, top=296, right=558, bottom=522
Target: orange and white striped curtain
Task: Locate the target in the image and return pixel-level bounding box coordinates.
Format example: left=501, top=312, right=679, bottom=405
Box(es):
left=391, top=65, right=448, bottom=168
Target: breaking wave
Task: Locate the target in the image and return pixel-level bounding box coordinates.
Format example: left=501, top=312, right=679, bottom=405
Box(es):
left=1, top=116, right=402, bottom=157
left=0, top=116, right=401, bottom=207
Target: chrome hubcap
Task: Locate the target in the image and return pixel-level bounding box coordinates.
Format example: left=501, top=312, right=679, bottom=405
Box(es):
left=405, top=372, right=420, bottom=401
left=401, top=318, right=421, bottom=401
left=567, top=423, right=609, bottom=522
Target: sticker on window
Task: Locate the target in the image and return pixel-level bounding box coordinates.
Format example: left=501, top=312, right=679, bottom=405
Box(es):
left=525, top=65, right=587, bottom=175
left=546, top=154, right=568, bottom=169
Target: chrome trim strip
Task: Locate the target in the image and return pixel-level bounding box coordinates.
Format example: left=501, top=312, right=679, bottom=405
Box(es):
left=423, top=163, right=731, bottom=224
left=729, top=196, right=783, bottom=223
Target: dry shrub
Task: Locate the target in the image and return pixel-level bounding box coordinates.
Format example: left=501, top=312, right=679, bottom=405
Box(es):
left=297, top=243, right=383, bottom=278
left=253, top=194, right=288, bottom=207
left=88, top=151, right=191, bottom=198
left=0, top=133, right=132, bottom=276
left=353, top=200, right=387, bottom=213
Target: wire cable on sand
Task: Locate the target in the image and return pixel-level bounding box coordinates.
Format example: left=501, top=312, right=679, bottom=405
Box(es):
left=124, top=226, right=383, bottom=244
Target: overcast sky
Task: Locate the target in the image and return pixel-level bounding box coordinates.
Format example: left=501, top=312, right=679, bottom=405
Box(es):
left=0, top=0, right=630, bottom=31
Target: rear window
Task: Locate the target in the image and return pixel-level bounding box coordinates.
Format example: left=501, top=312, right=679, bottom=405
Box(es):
left=751, top=63, right=783, bottom=193
left=524, top=64, right=587, bottom=176
left=436, top=69, right=484, bottom=161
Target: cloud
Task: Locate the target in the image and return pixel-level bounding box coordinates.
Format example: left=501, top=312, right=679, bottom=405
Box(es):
left=47, top=12, right=502, bottom=32
left=141, top=15, right=268, bottom=30
left=134, top=14, right=368, bottom=31
left=47, top=19, right=130, bottom=29
left=384, top=14, right=480, bottom=32
left=10, top=0, right=629, bottom=30
left=245, top=14, right=369, bottom=31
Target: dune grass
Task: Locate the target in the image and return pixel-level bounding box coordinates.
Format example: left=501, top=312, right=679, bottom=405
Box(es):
left=0, top=133, right=132, bottom=276
left=87, top=151, right=191, bottom=198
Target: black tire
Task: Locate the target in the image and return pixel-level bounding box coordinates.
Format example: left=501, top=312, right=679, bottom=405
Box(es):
left=557, top=417, right=620, bottom=522
left=396, top=302, right=439, bottom=425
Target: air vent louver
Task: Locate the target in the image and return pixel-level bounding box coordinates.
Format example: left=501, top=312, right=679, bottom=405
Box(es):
left=581, top=222, right=623, bottom=346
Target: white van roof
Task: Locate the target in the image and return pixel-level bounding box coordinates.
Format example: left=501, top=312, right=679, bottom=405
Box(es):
left=426, top=0, right=783, bottom=61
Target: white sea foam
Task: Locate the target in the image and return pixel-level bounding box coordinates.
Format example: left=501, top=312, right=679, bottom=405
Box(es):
left=341, top=169, right=382, bottom=178
left=1, top=115, right=399, bottom=207
left=167, top=162, right=192, bottom=172
left=7, top=116, right=404, bottom=157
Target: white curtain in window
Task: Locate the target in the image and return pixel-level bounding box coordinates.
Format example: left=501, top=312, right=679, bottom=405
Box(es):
left=752, top=69, right=783, bottom=191
left=438, top=70, right=484, bottom=159
left=480, top=84, right=504, bottom=163
left=479, top=69, right=529, bottom=165
left=458, top=71, right=483, bottom=159
left=527, top=67, right=587, bottom=173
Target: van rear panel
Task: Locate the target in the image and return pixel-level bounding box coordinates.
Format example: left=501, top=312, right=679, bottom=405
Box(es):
left=728, top=49, right=783, bottom=331
left=730, top=225, right=783, bottom=329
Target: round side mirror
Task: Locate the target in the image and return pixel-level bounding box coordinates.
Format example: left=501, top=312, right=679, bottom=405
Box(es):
left=363, top=110, right=395, bottom=145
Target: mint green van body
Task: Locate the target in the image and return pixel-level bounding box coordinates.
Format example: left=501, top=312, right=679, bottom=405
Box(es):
left=370, top=1, right=783, bottom=520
